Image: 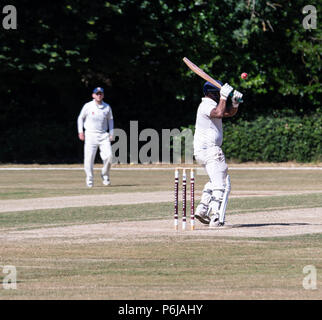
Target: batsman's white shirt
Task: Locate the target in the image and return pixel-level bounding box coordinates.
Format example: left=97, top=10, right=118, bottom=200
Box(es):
left=77, top=100, right=113, bottom=134
left=193, top=97, right=223, bottom=154
left=193, top=97, right=227, bottom=190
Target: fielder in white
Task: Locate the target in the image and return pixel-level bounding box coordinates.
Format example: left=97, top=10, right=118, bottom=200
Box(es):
left=194, top=81, right=243, bottom=227
left=77, top=87, right=114, bottom=188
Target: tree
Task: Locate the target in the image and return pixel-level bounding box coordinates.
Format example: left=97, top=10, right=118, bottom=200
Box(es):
left=0, top=0, right=320, bottom=162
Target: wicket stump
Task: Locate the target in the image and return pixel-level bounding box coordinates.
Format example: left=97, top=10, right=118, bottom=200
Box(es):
left=174, top=168, right=195, bottom=231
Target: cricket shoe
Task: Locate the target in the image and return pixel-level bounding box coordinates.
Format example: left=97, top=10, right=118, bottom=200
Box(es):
left=86, top=182, right=93, bottom=188
left=86, top=177, right=93, bottom=188
left=209, top=213, right=222, bottom=228
left=194, top=203, right=210, bottom=225
left=101, top=174, right=111, bottom=186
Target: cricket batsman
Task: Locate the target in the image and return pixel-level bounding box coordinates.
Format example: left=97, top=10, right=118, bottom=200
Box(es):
left=77, top=87, right=114, bottom=188
left=193, top=81, right=243, bottom=227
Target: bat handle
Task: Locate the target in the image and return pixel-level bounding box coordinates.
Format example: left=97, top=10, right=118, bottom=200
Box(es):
left=229, top=91, right=243, bottom=103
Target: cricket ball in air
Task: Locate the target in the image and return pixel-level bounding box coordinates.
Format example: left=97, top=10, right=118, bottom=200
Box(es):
left=241, top=72, right=248, bottom=80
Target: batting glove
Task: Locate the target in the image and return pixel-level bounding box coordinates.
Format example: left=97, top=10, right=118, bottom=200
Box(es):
left=220, top=83, right=234, bottom=100
left=232, top=90, right=243, bottom=107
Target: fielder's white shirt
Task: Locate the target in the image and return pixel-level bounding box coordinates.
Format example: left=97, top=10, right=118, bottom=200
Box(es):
left=193, top=97, right=223, bottom=153
left=77, top=100, right=114, bottom=135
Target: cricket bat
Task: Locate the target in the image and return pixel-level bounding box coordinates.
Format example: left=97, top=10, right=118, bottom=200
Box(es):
left=183, top=57, right=222, bottom=89
left=183, top=57, right=243, bottom=102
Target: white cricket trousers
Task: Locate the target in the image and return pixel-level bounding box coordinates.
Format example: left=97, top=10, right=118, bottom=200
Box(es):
left=84, top=132, right=113, bottom=184
left=194, top=145, right=228, bottom=190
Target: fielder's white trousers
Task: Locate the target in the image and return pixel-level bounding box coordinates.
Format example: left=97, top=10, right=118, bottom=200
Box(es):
left=84, top=132, right=113, bottom=184
left=194, top=145, right=228, bottom=190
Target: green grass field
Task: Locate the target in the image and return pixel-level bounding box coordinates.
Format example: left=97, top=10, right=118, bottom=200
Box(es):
left=0, top=165, right=321, bottom=300
left=1, top=166, right=321, bottom=199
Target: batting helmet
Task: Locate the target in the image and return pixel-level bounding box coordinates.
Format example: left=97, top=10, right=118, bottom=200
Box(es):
left=203, top=81, right=222, bottom=95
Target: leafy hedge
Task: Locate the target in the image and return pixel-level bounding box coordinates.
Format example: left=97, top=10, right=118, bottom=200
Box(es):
left=186, top=110, right=322, bottom=163
left=0, top=122, right=82, bottom=164
left=1, top=111, right=321, bottom=164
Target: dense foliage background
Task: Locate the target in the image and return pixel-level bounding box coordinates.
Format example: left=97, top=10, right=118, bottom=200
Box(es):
left=0, top=0, right=321, bottom=163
